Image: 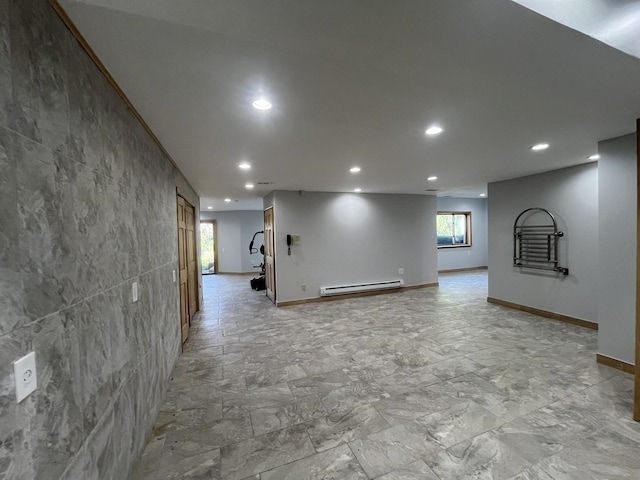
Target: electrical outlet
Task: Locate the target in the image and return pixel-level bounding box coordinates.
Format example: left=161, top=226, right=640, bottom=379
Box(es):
left=13, top=352, right=37, bottom=403
left=132, top=282, right=138, bottom=303
left=398, top=268, right=404, bottom=274
left=301, top=284, right=307, bottom=291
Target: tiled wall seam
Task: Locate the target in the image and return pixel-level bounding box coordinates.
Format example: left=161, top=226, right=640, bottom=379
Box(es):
left=2, top=259, right=178, bottom=337
left=58, top=320, right=176, bottom=480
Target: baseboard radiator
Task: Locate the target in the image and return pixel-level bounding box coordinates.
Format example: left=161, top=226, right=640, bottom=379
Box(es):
left=320, top=279, right=404, bottom=296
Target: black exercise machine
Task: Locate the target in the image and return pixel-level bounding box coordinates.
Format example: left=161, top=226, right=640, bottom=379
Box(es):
left=249, top=231, right=266, bottom=291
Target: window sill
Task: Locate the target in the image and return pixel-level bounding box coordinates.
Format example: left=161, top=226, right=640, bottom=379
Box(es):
left=437, top=245, right=472, bottom=249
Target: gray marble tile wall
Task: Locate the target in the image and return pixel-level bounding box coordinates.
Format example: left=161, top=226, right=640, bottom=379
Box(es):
left=0, top=1, right=199, bottom=479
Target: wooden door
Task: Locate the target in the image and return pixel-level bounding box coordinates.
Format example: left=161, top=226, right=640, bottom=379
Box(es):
left=264, top=206, right=276, bottom=303
left=185, top=202, right=198, bottom=318
left=177, top=196, right=190, bottom=343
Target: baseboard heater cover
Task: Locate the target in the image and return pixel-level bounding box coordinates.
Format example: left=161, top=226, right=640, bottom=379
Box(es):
left=320, top=279, right=405, bottom=296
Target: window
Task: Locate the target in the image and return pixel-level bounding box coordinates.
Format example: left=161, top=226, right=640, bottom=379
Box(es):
left=437, top=211, right=471, bottom=247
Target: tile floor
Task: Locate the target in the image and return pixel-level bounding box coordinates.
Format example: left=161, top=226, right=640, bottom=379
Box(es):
left=131, top=271, right=639, bottom=480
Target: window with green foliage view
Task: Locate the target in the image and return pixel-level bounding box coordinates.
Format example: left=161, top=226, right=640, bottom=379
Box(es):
left=437, top=212, right=471, bottom=247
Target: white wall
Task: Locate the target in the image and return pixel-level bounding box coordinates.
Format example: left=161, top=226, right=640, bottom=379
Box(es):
left=598, top=133, right=637, bottom=365
left=437, top=197, right=488, bottom=271
left=269, top=191, right=438, bottom=303
left=488, top=163, right=599, bottom=323
left=200, top=210, right=264, bottom=273
left=263, top=191, right=275, bottom=209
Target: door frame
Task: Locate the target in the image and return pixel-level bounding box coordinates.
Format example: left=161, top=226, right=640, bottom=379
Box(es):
left=635, top=119, right=639, bottom=421
left=264, top=206, right=276, bottom=303
left=200, top=219, right=218, bottom=275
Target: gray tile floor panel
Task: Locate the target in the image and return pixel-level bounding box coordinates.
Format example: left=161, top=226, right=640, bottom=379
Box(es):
left=131, top=272, right=639, bottom=480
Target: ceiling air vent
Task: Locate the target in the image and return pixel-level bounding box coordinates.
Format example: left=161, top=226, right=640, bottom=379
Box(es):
left=425, top=189, right=438, bottom=192
left=257, top=182, right=275, bottom=185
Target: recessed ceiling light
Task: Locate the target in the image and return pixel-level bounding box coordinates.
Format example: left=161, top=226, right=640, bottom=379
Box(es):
left=427, top=176, right=438, bottom=181
left=350, top=166, right=361, bottom=173
left=531, top=143, right=549, bottom=151
left=588, top=154, right=600, bottom=160
left=354, top=188, right=362, bottom=193
left=224, top=198, right=231, bottom=202
left=207, top=206, right=213, bottom=209
left=245, top=183, right=254, bottom=189
left=480, top=193, right=486, bottom=197
left=252, top=98, right=272, bottom=110
left=238, top=162, right=251, bottom=170
left=425, top=126, right=443, bottom=136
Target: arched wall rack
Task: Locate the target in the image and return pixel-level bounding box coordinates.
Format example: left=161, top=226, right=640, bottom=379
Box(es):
left=513, top=207, right=569, bottom=275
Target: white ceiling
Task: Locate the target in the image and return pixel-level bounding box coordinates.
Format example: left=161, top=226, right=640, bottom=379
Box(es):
left=60, top=0, right=640, bottom=211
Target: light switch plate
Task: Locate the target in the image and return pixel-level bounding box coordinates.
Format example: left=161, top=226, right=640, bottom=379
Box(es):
left=172, top=270, right=176, bottom=283
left=132, top=281, right=138, bottom=302
left=292, top=235, right=301, bottom=245
left=14, top=352, right=37, bottom=403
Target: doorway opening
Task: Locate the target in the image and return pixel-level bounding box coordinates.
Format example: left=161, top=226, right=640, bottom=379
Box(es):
left=201, top=220, right=218, bottom=275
